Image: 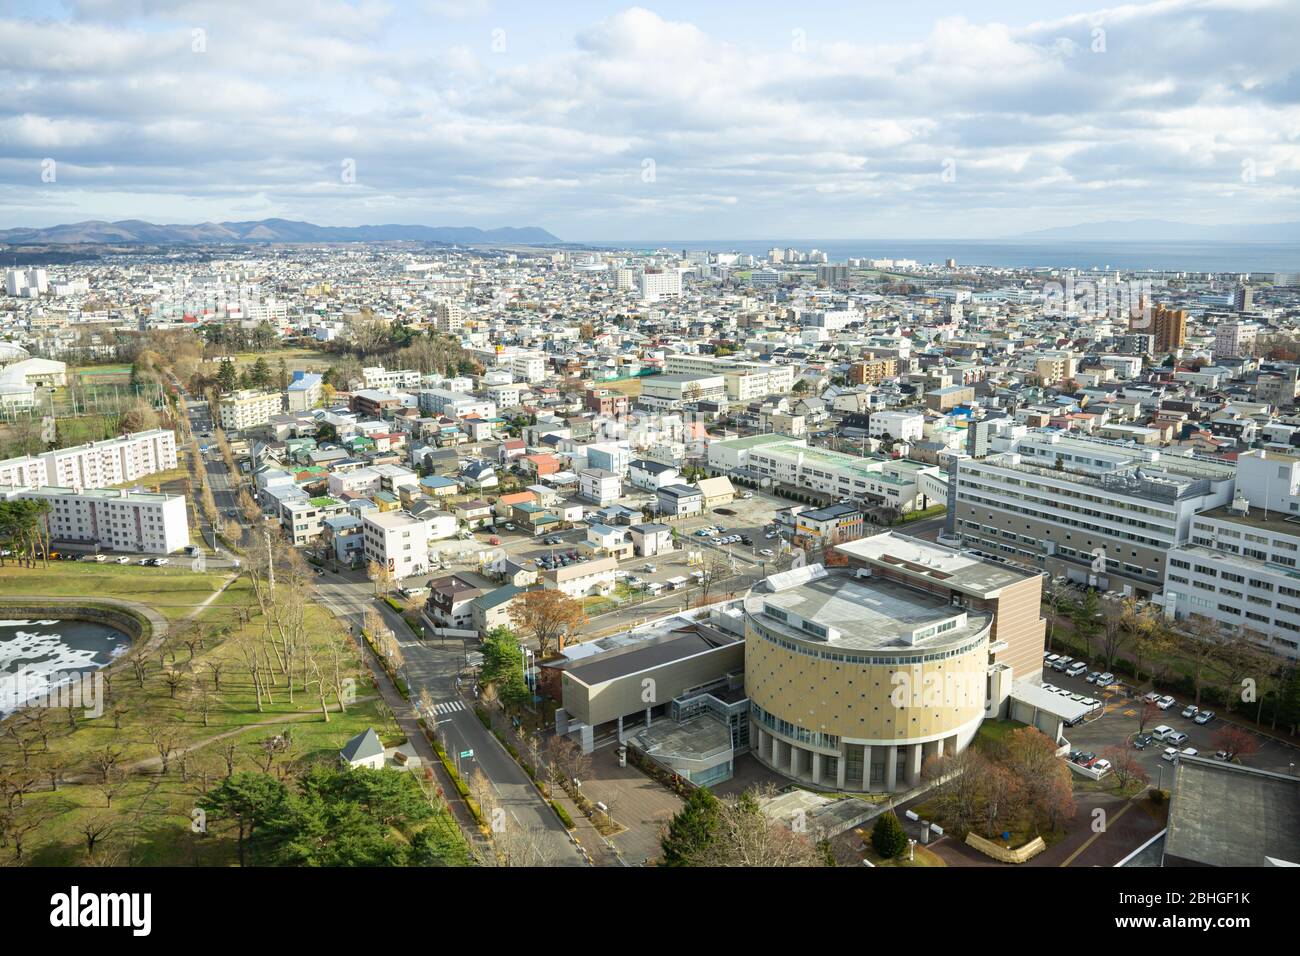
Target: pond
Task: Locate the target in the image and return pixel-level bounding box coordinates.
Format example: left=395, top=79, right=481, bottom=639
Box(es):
left=0, top=618, right=132, bottom=717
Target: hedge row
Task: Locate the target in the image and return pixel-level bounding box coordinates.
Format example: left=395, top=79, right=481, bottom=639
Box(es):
left=550, top=801, right=576, bottom=829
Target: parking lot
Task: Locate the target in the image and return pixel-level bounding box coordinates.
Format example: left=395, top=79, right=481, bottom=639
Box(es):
left=1041, top=658, right=1299, bottom=784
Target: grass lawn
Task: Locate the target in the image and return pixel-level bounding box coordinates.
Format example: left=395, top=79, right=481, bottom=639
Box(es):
left=0, top=560, right=412, bottom=866
left=973, top=717, right=1028, bottom=752
left=228, top=348, right=332, bottom=375
left=860, top=840, right=946, bottom=867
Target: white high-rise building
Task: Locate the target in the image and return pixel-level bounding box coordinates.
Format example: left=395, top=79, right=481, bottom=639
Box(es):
left=637, top=270, right=683, bottom=303
left=1, top=429, right=179, bottom=492
left=3, top=486, right=189, bottom=554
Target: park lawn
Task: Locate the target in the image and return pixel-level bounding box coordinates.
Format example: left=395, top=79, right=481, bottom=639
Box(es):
left=0, top=563, right=237, bottom=621
left=2, top=568, right=398, bottom=865
left=17, top=695, right=401, bottom=867
left=228, top=348, right=332, bottom=375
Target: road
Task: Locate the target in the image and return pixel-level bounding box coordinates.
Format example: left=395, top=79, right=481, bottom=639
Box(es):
left=175, top=386, right=585, bottom=865
left=313, top=570, right=587, bottom=866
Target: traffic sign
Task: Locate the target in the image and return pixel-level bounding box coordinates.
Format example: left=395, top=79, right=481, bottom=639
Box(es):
left=460, top=750, right=474, bottom=759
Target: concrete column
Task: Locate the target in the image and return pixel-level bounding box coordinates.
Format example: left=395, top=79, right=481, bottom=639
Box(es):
left=861, top=745, right=873, bottom=790
left=934, top=737, right=944, bottom=759
left=835, top=749, right=847, bottom=789
left=906, top=743, right=923, bottom=787
left=616, top=714, right=624, bottom=742
left=884, top=746, right=898, bottom=792
left=771, top=735, right=780, bottom=767
left=580, top=724, right=594, bottom=754
left=789, top=745, right=801, bottom=778
left=645, top=706, right=652, bottom=728
left=812, top=752, right=823, bottom=785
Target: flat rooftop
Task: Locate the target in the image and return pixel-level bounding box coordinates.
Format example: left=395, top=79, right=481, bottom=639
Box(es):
left=558, top=626, right=741, bottom=688
left=745, top=568, right=990, bottom=653
left=628, top=714, right=732, bottom=763
left=835, top=531, right=1037, bottom=596
left=1198, top=503, right=1300, bottom=535
left=1165, top=757, right=1300, bottom=867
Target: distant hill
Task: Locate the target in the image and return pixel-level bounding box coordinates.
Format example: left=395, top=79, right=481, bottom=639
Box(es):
left=1009, top=219, right=1300, bottom=242
left=0, top=218, right=561, bottom=245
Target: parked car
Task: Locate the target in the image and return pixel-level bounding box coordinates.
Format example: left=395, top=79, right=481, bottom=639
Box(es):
left=1090, top=758, right=1112, bottom=774
left=643, top=564, right=656, bottom=573
left=114, top=556, right=130, bottom=564
left=1096, top=672, right=1115, bottom=686
left=1180, top=704, right=1199, bottom=719
left=1151, top=724, right=1175, bottom=740
left=1065, top=662, right=1088, bottom=678
left=1179, top=747, right=1199, bottom=759
left=759, top=548, right=774, bottom=557
left=1165, top=731, right=1189, bottom=746
left=1052, top=656, right=1074, bottom=672
left=1213, top=750, right=1234, bottom=761
left=740, top=491, right=753, bottom=499
left=1084, top=671, right=1101, bottom=683
left=1193, top=710, right=1216, bottom=725
left=1156, top=695, right=1176, bottom=710
left=1041, top=683, right=1059, bottom=693
left=1143, top=691, right=1162, bottom=704
left=1045, top=653, right=1060, bottom=664
left=154, top=558, right=170, bottom=566
left=1073, top=751, right=1097, bottom=766
left=1161, top=747, right=1180, bottom=762
left=1133, top=733, right=1153, bottom=750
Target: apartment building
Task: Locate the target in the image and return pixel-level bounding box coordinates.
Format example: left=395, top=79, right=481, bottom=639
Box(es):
left=954, top=433, right=1236, bottom=596
left=417, top=388, right=496, bottom=420
left=29, top=429, right=179, bottom=491
left=362, top=367, right=421, bottom=390
left=511, top=353, right=546, bottom=383
left=280, top=496, right=347, bottom=546
left=4, top=486, right=189, bottom=554
left=219, top=389, right=285, bottom=432
left=869, top=410, right=924, bottom=443
left=848, top=357, right=899, bottom=385
left=638, top=374, right=726, bottom=412
left=362, top=510, right=433, bottom=579
left=543, top=555, right=618, bottom=597
left=578, top=468, right=622, bottom=506
left=285, top=371, right=323, bottom=411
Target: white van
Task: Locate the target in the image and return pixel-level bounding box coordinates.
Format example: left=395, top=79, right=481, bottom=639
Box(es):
left=1065, top=661, right=1088, bottom=678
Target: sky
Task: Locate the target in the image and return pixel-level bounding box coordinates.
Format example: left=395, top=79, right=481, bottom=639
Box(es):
left=1, top=0, right=1298, bottom=241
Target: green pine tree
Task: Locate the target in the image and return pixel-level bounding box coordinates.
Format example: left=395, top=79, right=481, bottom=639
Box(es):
left=871, top=811, right=908, bottom=859
left=660, top=787, right=721, bottom=866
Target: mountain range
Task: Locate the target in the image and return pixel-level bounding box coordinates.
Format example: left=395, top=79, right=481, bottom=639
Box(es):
left=1009, top=219, right=1300, bottom=242
left=0, top=218, right=560, bottom=245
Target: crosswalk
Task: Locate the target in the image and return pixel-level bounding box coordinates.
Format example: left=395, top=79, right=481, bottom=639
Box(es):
left=432, top=699, right=466, bottom=716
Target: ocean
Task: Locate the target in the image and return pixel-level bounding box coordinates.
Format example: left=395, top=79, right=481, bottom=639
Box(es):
left=592, top=240, right=1300, bottom=274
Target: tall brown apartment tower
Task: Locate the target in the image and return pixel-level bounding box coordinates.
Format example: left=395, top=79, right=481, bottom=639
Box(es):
left=1134, top=300, right=1187, bottom=353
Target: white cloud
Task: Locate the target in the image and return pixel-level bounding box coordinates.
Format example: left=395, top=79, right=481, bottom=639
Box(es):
left=0, top=0, right=1297, bottom=237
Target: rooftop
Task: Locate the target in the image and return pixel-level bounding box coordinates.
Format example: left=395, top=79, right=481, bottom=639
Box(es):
left=835, top=531, right=1038, bottom=596
left=744, top=566, right=990, bottom=653
left=1164, top=757, right=1300, bottom=867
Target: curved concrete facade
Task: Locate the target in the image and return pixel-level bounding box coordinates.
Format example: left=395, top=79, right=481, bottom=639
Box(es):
left=742, top=570, right=992, bottom=793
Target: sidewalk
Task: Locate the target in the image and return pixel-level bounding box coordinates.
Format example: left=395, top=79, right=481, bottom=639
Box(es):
left=479, top=704, right=624, bottom=866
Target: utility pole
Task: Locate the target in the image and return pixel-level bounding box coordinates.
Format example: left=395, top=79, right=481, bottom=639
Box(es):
left=266, top=529, right=275, bottom=596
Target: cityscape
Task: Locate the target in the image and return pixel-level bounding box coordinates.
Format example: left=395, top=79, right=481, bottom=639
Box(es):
left=0, top=0, right=1296, bottom=933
